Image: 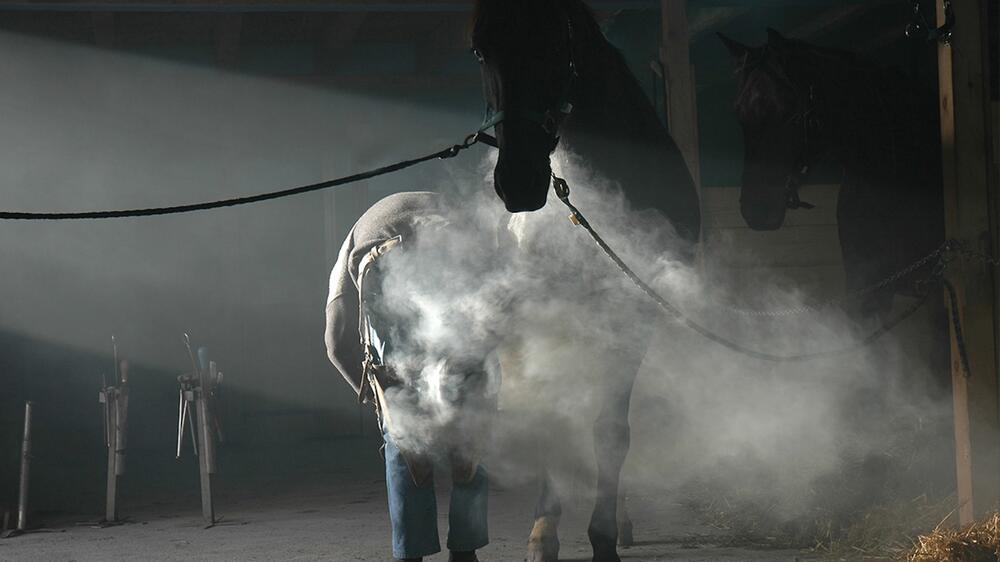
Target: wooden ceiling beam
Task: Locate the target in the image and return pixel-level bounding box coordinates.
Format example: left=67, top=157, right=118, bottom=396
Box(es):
left=785, top=4, right=876, bottom=40
left=90, top=10, right=114, bottom=47
left=316, top=12, right=366, bottom=73
left=0, top=1, right=664, bottom=13
left=688, top=6, right=749, bottom=41
left=215, top=12, right=242, bottom=65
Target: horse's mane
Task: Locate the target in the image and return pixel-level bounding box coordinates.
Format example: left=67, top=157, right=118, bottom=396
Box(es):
left=561, top=0, right=604, bottom=46
left=735, top=38, right=920, bottom=119
left=733, top=42, right=867, bottom=119
left=731, top=46, right=796, bottom=122
left=469, top=0, right=700, bottom=240
left=733, top=37, right=938, bottom=178
left=470, top=0, right=602, bottom=46
left=466, top=0, right=602, bottom=52
left=563, top=1, right=673, bottom=143
left=470, top=0, right=666, bottom=142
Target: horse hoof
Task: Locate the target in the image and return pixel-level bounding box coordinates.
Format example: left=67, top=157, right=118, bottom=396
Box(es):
left=591, top=548, right=622, bottom=562
left=526, top=536, right=559, bottom=562
left=527, top=515, right=559, bottom=562
left=591, top=539, right=622, bottom=562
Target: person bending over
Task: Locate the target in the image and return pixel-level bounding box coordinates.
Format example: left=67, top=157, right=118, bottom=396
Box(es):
left=325, top=191, right=496, bottom=562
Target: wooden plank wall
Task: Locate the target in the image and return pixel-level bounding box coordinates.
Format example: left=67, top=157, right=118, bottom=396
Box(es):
left=660, top=0, right=701, bottom=189
left=701, top=184, right=845, bottom=301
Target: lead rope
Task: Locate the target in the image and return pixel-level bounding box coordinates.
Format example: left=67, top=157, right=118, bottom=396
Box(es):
left=943, top=278, right=973, bottom=378
left=551, top=173, right=956, bottom=365
left=0, top=136, right=482, bottom=220
left=0, top=119, right=974, bottom=372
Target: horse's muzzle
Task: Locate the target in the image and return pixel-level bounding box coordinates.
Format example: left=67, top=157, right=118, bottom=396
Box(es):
left=741, top=202, right=787, bottom=231
left=494, top=157, right=551, bottom=212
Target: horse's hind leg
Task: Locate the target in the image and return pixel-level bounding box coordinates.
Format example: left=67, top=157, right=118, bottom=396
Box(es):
left=588, top=380, right=635, bottom=562
left=527, top=470, right=561, bottom=562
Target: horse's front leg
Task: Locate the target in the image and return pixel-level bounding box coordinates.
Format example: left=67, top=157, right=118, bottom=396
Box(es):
left=588, top=382, right=634, bottom=562
left=527, top=469, right=561, bottom=562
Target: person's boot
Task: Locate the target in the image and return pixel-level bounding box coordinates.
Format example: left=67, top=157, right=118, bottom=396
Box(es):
left=448, top=551, right=479, bottom=562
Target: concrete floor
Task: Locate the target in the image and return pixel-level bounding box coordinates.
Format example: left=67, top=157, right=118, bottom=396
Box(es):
left=0, top=470, right=805, bottom=562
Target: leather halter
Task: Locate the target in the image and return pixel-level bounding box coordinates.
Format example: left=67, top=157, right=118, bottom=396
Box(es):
left=785, top=84, right=819, bottom=210
left=476, top=19, right=578, bottom=150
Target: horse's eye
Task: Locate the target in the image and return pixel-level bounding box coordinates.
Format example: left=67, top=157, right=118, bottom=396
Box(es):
left=471, top=48, right=485, bottom=64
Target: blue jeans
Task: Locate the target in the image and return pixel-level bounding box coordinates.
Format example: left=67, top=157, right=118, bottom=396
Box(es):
left=364, top=278, right=491, bottom=559
left=383, top=428, right=490, bottom=559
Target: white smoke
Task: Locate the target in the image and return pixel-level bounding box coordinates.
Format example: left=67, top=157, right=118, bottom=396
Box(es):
left=374, top=147, right=953, bottom=521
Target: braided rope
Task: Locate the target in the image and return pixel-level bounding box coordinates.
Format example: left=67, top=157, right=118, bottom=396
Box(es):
left=0, top=136, right=480, bottom=220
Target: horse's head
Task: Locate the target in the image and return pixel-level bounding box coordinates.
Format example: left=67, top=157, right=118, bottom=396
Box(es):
left=471, top=0, right=584, bottom=212
left=720, top=29, right=822, bottom=230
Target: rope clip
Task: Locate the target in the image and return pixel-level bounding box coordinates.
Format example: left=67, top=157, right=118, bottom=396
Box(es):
left=441, top=134, right=481, bottom=159
left=940, top=238, right=967, bottom=265
left=552, top=174, right=571, bottom=201
left=551, top=174, right=582, bottom=225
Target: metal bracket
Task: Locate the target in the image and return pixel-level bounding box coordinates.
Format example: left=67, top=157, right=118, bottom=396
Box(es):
left=906, top=0, right=954, bottom=45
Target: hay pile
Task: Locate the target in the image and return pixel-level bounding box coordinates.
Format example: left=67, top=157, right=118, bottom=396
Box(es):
left=685, top=487, right=958, bottom=559
left=907, top=513, right=1000, bottom=562
left=819, top=495, right=957, bottom=558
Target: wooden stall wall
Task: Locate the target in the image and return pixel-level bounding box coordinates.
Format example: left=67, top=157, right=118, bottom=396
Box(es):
left=702, top=184, right=843, bottom=300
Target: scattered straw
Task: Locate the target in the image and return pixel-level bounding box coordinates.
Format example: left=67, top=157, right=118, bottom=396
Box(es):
left=684, top=485, right=960, bottom=560
left=907, top=513, right=1000, bottom=562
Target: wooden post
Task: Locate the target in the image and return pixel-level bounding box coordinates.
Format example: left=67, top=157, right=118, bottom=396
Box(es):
left=938, top=0, right=1000, bottom=525
left=196, top=352, right=217, bottom=526
left=659, top=0, right=700, bottom=190
left=104, top=391, right=119, bottom=522
left=103, top=360, right=129, bottom=524
left=16, top=402, right=33, bottom=533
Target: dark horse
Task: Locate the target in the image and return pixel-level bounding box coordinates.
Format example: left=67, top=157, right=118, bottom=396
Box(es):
left=472, top=1, right=700, bottom=561
left=719, top=29, right=943, bottom=319
left=716, top=30, right=955, bottom=525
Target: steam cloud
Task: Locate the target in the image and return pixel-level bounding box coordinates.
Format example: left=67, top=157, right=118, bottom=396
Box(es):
left=375, top=147, right=953, bottom=521
left=0, top=28, right=953, bottom=525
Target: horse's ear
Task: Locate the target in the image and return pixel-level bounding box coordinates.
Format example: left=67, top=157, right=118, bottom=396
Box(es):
left=717, top=33, right=751, bottom=64
left=766, top=28, right=788, bottom=46
left=472, top=0, right=496, bottom=18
